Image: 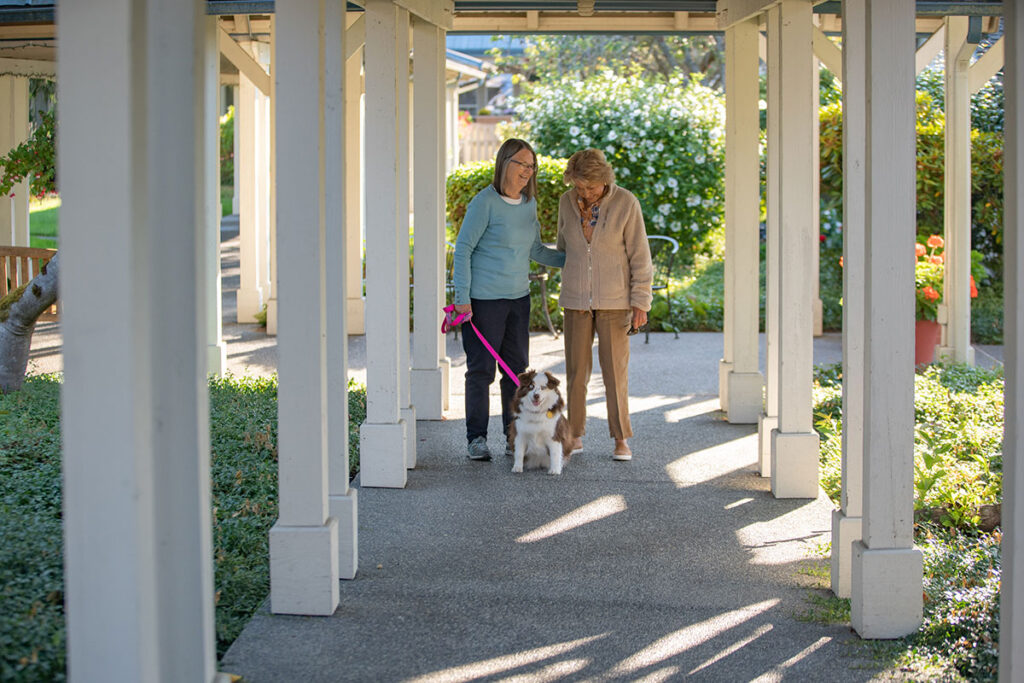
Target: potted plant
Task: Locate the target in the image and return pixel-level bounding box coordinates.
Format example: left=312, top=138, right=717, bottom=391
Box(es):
left=914, top=235, right=980, bottom=365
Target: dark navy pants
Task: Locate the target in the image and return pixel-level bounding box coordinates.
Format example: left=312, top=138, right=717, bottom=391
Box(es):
left=462, top=295, right=530, bottom=443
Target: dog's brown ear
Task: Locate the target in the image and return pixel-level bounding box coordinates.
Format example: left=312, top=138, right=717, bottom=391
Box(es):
left=518, top=368, right=536, bottom=384
left=544, top=371, right=560, bottom=388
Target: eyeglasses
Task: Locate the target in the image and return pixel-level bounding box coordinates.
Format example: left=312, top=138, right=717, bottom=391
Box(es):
left=509, top=159, right=536, bottom=172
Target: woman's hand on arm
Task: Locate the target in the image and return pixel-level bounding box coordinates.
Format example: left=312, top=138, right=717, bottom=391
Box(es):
left=454, top=303, right=472, bottom=318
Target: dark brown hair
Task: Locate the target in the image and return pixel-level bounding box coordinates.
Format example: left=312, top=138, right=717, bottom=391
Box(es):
left=492, top=138, right=538, bottom=201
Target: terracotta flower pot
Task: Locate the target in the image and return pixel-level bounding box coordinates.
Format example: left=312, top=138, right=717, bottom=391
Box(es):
left=915, top=319, right=941, bottom=365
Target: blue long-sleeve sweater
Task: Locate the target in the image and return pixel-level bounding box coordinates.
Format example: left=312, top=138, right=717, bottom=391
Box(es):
left=452, top=185, right=565, bottom=304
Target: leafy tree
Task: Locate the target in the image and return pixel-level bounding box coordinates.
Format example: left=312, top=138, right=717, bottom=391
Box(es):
left=491, top=34, right=725, bottom=89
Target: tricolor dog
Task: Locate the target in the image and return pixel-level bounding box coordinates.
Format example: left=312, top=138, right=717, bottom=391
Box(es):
left=508, top=369, right=573, bottom=475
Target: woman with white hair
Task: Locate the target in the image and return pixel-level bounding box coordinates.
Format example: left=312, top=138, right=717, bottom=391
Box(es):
left=556, top=148, right=653, bottom=460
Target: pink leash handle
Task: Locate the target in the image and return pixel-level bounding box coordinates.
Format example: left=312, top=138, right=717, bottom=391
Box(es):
left=442, top=305, right=521, bottom=387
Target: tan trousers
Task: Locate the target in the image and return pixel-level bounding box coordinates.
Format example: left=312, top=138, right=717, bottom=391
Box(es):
left=563, top=308, right=633, bottom=440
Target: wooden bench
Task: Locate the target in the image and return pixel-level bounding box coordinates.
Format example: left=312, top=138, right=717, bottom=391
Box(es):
left=1, top=246, right=58, bottom=315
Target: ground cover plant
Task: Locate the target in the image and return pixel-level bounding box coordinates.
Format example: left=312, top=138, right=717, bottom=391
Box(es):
left=812, top=362, right=1002, bottom=680
left=0, top=373, right=367, bottom=679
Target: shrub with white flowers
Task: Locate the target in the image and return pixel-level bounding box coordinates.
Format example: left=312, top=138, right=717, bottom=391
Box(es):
left=508, top=71, right=726, bottom=262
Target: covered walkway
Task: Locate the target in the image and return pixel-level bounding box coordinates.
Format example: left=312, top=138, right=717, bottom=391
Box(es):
left=219, top=329, right=875, bottom=681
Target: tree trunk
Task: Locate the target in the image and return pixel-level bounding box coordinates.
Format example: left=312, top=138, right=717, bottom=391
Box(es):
left=0, top=250, right=58, bottom=391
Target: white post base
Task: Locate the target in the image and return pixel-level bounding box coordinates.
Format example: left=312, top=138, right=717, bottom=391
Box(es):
left=770, top=430, right=820, bottom=498
left=813, top=297, right=824, bottom=337
left=830, top=510, right=863, bottom=599
left=411, top=368, right=444, bottom=420
left=207, top=343, right=226, bottom=378
left=718, top=359, right=733, bottom=412
left=236, top=287, right=265, bottom=323
left=269, top=518, right=340, bottom=616
left=726, top=371, right=764, bottom=424
left=346, top=297, right=365, bottom=335
left=851, top=541, right=923, bottom=638
left=329, top=490, right=358, bottom=580
left=359, top=421, right=408, bottom=488
left=266, top=299, right=278, bottom=336
left=937, top=344, right=975, bottom=366
left=401, top=407, right=416, bottom=469
left=440, top=357, right=451, bottom=412
left=758, top=413, right=777, bottom=478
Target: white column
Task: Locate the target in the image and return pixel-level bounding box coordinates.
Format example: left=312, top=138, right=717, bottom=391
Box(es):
left=59, top=0, right=219, bottom=679
left=345, top=20, right=365, bottom=335
left=811, top=54, right=823, bottom=338
left=324, top=0, right=358, bottom=582
left=0, top=76, right=30, bottom=247
left=266, top=16, right=279, bottom=336
left=236, top=74, right=266, bottom=322
left=360, top=0, right=409, bottom=488
left=938, top=16, right=976, bottom=365
left=232, top=84, right=240, bottom=215
left=270, top=0, right=340, bottom=616
left=759, top=5, right=782, bottom=478
left=832, top=0, right=865, bottom=600
left=447, top=83, right=461, bottom=173
left=203, top=22, right=226, bottom=377
left=850, top=0, right=923, bottom=639
left=1000, top=3, right=1024, bottom=678
left=770, top=0, right=820, bottom=499
left=411, top=18, right=447, bottom=421
left=721, top=18, right=764, bottom=425
left=394, top=6, right=417, bottom=468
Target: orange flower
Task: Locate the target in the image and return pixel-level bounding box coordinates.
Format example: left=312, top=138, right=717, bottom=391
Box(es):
left=838, top=256, right=844, bottom=267
left=921, top=286, right=940, bottom=302
left=915, top=243, right=927, bottom=257
left=970, top=275, right=979, bottom=298
left=929, top=254, right=943, bottom=265
left=927, top=235, right=944, bottom=249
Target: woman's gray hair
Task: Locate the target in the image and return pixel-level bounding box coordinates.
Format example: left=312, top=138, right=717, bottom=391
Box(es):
left=564, top=148, right=615, bottom=187
left=492, top=138, right=538, bottom=201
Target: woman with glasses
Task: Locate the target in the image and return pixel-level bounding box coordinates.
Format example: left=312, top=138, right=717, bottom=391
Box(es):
left=556, top=148, right=652, bottom=461
left=452, top=138, right=565, bottom=462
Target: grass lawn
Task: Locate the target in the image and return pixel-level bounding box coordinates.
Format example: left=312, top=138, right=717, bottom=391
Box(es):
left=29, top=196, right=59, bottom=249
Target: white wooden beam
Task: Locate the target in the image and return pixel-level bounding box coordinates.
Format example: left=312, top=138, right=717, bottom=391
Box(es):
left=832, top=0, right=866, bottom=602
left=453, top=13, right=719, bottom=33
left=1001, top=5, right=1024, bottom=679
left=770, top=0, right=820, bottom=499
left=970, top=37, right=1003, bottom=94
left=850, top=0, right=923, bottom=640
left=218, top=25, right=270, bottom=96
left=270, top=0, right=340, bottom=616
left=813, top=26, right=843, bottom=80
left=411, top=18, right=447, bottom=421
left=59, top=0, right=220, bottom=678
left=915, top=25, right=945, bottom=75
left=394, top=0, right=453, bottom=30
left=721, top=17, right=764, bottom=424
left=717, top=0, right=779, bottom=30
left=346, top=13, right=365, bottom=62
left=938, top=16, right=977, bottom=365
left=361, top=0, right=409, bottom=488
left=0, top=57, right=54, bottom=79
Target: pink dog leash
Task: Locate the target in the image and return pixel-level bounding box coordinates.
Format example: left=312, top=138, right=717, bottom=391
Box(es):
left=442, top=304, right=521, bottom=387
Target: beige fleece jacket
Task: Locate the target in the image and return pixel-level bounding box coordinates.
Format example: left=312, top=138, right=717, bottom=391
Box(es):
left=556, top=183, right=653, bottom=312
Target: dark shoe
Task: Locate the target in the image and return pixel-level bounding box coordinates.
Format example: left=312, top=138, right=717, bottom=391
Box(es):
left=467, top=436, right=492, bottom=461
